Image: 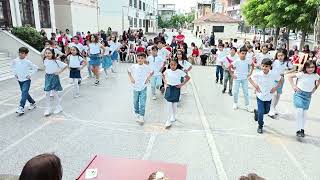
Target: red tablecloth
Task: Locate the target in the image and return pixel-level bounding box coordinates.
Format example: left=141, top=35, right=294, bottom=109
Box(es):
left=76, top=155, right=187, bottom=180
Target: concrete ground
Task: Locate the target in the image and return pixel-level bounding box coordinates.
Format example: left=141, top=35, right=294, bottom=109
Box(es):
left=0, top=31, right=319, bottom=180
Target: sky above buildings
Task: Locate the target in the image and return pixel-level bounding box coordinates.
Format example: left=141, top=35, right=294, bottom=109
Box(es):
left=159, top=0, right=200, bottom=12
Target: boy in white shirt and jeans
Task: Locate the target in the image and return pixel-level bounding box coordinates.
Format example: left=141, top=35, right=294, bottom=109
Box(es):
left=249, top=58, right=283, bottom=134
left=229, top=46, right=254, bottom=112
left=128, top=52, right=154, bottom=124
left=146, top=46, right=165, bottom=100
left=11, top=47, right=38, bottom=115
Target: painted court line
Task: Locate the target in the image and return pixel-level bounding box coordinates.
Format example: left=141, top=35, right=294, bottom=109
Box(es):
left=190, top=73, right=228, bottom=180
left=142, top=133, right=157, bottom=160
left=266, top=128, right=310, bottom=180
left=0, top=121, right=51, bottom=157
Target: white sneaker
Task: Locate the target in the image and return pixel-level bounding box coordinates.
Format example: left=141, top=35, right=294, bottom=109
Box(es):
left=53, top=106, right=63, bottom=114
left=268, top=110, right=276, bottom=117
left=28, top=103, right=36, bottom=110
left=152, top=96, right=157, bottom=100
left=165, top=121, right=172, bottom=129
left=136, top=116, right=145, bottom=124
left=170, top=116, right=176, bottom=122
left=245, top=105, right=254, bottom=113
left=233, top=103, right=238, bottom=110
left=181, top=91, right=188, bottom=95
left=16, top=106, right=25, bottom=115
left=73, top=94, right=80, bottom=98
left=50, top=91, right=54, bottom=97
left=44, top=109, right=51, bottom=116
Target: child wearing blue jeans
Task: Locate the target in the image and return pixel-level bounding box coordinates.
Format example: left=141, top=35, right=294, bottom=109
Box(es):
left=229, top=46, right=254, bottom=112
left=249, top=58, right=283, bottom=134
left=11, top=47, right=38, bottom=115
left=128, top=52, right=154, bottom=125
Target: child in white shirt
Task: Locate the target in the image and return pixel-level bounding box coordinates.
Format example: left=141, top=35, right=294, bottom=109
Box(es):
left=216, top=43, right=227, bottom=84
left=249, top=58, right=283, bottom=134
left=128, top=52, right=154, bottom=125
left=229, top=46, right=254, bottom=112
left=67, top=46, right=86, bottom=98
left=43, top=48, right=68, bottom=116
left=11, top=47, right=38, bottom=115
left=268, top=49, right=294, bottom=117
left=177, top=49, right=192, bottom=94
left=255, top=44, right=273, bottom=69
left=163, top=59, right=190, bottom=128
left=222, top=47, right=237, bottom=96
left=288, top=61, right=320, bottom=137
left=146, top=46, right=165, bottom=100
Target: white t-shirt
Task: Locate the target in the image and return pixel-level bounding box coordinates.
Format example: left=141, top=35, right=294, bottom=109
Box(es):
left=272, top=60, right=293, bottom=79
left=164, top=69, right=186, bottom=86
left=296, top=72, right=320, bottom=92
left=216, top=50, right=227, bottom=66
left=256, top=52, right=273, bottom=66
left=232, top=57, right=253, bottom=80
left=11, top=58, right=38, bottom=82
left=68, top=55, right=83, bottom=68
left=202, top=47, right=211, bottom=55
left=44, top=59, right=67, bottom=74
left=109, top=41, right=121, bottom=52
left=147, top=55, right=165, bottom=76
left=104, top=47, right=111, bottom=56
left=69, top=42, right=85, bottom=53
left=89, top=43, right=101, bottom=54
left=128, top=64, right=153, bottom=91
left=157, top=47, right=170, bottom=60
left=178, top=60, right=192, bottom=71
left=246, top=51, right=254, bottom=62
left=252, top=70, right=281, bottom=101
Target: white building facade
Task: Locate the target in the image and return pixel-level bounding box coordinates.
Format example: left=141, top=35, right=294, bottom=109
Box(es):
left=157, top=3, right=175, bottom=21
left=100, top=0, right=158, bottom=34
left=0, top=0, right=56, bottom=31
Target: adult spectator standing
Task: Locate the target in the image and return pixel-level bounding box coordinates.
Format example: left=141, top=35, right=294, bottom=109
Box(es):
left=176, top=30, right=185, bottom=45
left=107, top=27, right=112, bottom=37
left=209, top=32, right=215, bottom=46
left=100, top=30, right=107, bottom=41
left=65, top=29, right=72, bottom=40
left=85, top=31, right=92, bottom=41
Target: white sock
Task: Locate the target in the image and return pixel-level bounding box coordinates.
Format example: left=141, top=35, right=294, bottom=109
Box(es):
left=53, top=91, right=61, bottom=108
left=73, top=79, right=79, bottom=95
left=45, top=91, right=51, bottom=111
left=296, top=108, right=304, bottom=130
left=172, top=102, right=177, bottom=119
left=167, top=101, right=174, bottom=120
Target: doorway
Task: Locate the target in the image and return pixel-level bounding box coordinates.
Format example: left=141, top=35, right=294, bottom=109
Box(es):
left=0, top=0, right=12, bottom=28
left=145, top=20, right=149, bottom=33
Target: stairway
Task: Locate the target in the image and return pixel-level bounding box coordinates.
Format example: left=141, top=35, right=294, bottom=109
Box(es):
left=0, top=51, right=13, bottom=81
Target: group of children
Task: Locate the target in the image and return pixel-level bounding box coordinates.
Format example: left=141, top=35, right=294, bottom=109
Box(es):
left=213, top=41, right=320, bottom=136
left=11, top=32, right=320, bottom=136
left=128, top=40, right=192, bottom=128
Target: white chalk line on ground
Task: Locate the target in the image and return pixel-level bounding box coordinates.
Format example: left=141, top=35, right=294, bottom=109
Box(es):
left=142, top=133, right=157, bottom=160
left=190, top=73, right=229, bottom=180
left=266, top=128, right=311, bottom=180
left=0, top=121, right=51, bottom=157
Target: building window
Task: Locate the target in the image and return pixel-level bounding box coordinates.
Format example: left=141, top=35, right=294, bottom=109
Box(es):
left=212, top=26, right=224, bottom=32
left=139, top=19, right=142, bottom=27
left=129, top=0, right=132, bottom=6
left=39, top=0, right=51, bottom=28
left=19, top=0, right=35, bottom=26
left=129, top=17, right=133, bottom=27
left=134, top=18, right=137, bottom=27
left=134, top=0, right=137, bottom=8
left=0, top=0, right=13, bottom=27
left=143, top=19, right=145, bottom=27
left=143, top=2, right=145, bottom=11
left=151, top=21, right=153, bottom=27
left=139, top=0, right=141, bottom=10
left=162, top=5, right=165, bottom=8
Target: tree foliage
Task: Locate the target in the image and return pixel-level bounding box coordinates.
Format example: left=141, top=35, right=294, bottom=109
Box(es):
left=11, top=25, right=44, bottom=51
left=158, top=13, right=195, bottom=29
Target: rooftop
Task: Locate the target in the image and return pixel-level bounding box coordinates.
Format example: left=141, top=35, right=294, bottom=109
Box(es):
left=193, top=13, right=239, bottom=23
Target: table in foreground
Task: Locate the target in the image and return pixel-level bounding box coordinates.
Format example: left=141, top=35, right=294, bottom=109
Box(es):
left=76, top=155, right=187, bottom=180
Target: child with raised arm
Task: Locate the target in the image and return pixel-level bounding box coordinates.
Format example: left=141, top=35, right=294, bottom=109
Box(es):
left=128, top=52, right=154, bottom=125
left=249, top=58, right=283, bottom=134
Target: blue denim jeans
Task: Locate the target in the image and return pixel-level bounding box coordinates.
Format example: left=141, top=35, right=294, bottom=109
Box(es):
left=18, top=80, right=35, bottom=108
left=150, top=76, right=162, bottom=95
left=257, top=97, right=271, bottom=128
left=133, top=87, right=147, bottom=116
left=87, top=63, right=93, bottom=77
left=233, top=79, right=249, bottom=106
left=216, top=65, right=224, bottom=81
